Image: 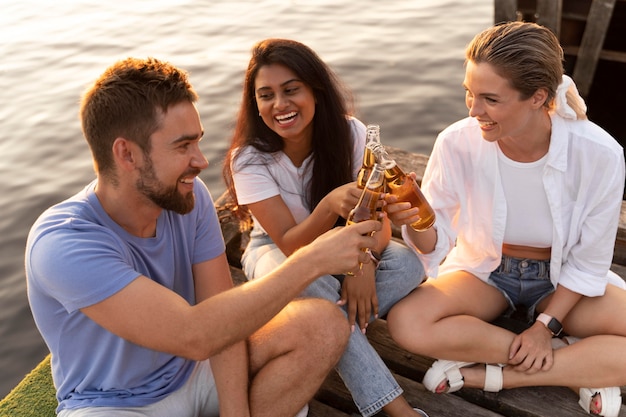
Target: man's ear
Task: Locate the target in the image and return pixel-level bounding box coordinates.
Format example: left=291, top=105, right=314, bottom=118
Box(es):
left=112, top=137, right=138, bottom=171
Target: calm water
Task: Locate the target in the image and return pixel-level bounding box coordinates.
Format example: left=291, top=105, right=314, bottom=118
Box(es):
left=0, top=0, right=492, bottom=397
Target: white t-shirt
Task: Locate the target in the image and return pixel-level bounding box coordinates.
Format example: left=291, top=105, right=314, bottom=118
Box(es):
left=497, top=146, right=552, bottom=248
left=232, top=117, right=367, bottom=236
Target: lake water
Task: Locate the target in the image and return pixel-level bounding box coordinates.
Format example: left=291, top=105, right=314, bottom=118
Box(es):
left=0, top=0, right=493, bottom=398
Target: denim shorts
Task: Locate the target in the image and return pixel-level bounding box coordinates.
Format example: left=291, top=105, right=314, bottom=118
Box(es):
left=487, top=255, right=554, bottom=322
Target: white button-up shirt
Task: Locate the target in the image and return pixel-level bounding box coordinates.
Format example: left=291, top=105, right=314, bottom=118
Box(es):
left=404, top=114, right=626, bottom=296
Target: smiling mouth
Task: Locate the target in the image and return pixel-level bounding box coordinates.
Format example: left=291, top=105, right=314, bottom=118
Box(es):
left=275, top=111, right=297, bottom=124
left=179, top=169, right=201, bottom=184
left=479, top=120, right=496, bottom=127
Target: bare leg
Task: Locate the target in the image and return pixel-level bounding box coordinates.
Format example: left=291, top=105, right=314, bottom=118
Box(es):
left=388, top=274, right=626, bottom=415
left=457, top=335, right=626, bottom=389
left=387, top=271, right=513, bottom=363
left=248, top=298, right=349, bottom=417
left=495, top=283, right=626, bottom=389
left=459, top=282, right=626, bottom=415
left=553, top=336, right=603, bottom=415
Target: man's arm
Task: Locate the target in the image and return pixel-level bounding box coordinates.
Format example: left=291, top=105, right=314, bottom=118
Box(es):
left=80, top=220, right=381, bottom=360
left=193, top=256, right=250, bottom=417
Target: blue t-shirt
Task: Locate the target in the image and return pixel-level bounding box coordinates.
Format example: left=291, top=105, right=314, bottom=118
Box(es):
left=25, top=178, right=225, bottom=412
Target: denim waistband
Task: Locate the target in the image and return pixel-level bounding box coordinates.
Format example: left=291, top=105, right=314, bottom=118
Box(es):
left=499, top=254, right=550, bottom=278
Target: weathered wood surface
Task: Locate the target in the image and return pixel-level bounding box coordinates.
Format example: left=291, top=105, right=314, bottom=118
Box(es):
left=572, top=0, right=617, bottom=96
left=219, top=146, right=626, bottom=416
left=495, top=0, right=564, bottom=36
left=494, top=0, right=626, bottom=97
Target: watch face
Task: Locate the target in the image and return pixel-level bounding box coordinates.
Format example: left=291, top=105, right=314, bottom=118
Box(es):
left=547, top=318, right=563, bottom=336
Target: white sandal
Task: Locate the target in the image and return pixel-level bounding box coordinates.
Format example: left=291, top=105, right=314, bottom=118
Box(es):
left=579, top=387, right=622, bottom=417
left=423, top=360, right=503, bottom=393
left=294, top=403, right=309, bottom=417
left=413, top=408, right=430, bottom=417
left=552, top=336, right=622, bottom=416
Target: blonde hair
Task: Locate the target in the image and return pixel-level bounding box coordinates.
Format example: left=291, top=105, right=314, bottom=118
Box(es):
left=466, top=21, right=586, bottom=119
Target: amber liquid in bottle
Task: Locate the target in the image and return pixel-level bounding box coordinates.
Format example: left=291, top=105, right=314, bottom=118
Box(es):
left=346, top=189, right=381, bottom=226
left=346, top=164, right=385, bottom=275
left=384, top=161, right=436, bottom=231
left=357, top=124, right=382, bottom=189
left=349, top=163, right=385, bottom=227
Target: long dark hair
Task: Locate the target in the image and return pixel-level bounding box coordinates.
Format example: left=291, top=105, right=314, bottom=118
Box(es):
left=222, top=38, right=355, bottom=220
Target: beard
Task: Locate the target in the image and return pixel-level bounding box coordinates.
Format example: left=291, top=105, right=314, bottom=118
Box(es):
left=136, top=156, right=197, bottom=215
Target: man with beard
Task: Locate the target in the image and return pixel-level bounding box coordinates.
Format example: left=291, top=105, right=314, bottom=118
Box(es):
left=25, top=57, right=381, bottom=417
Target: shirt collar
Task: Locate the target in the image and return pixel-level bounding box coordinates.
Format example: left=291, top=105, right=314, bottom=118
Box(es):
left=546, top=113, right=569, bottom=172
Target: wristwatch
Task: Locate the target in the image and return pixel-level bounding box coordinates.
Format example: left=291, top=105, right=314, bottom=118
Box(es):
left=536, top=313, right=563, bottom=337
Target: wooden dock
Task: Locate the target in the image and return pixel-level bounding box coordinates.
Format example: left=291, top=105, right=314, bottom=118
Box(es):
left=2, top=147, right=626, bottom=417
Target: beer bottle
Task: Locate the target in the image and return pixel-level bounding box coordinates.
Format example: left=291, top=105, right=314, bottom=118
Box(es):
left=346, top=163, right=385, bottom=275
left=381, top=155, right=436, bottom=231
left=348, top=163, right=385, bottom=226
left=357, top=124, right=384, bottom=188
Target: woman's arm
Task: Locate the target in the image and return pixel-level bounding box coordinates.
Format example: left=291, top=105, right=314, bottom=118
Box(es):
left=248, top=182, right=364, bottom=256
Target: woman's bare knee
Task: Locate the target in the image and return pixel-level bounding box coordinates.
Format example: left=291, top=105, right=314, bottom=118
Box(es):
left=387, top=293, right=432, bottom=352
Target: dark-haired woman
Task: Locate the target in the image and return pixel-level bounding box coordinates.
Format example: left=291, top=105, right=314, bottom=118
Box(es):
left=223, top=38, right=427, bottom=417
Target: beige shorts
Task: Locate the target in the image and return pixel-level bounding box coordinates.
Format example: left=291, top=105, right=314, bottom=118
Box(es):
left=58, top=359, right=219, bottom=417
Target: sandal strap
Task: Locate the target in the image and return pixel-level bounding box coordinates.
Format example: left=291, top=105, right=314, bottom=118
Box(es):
left=579, top=387, right=622, bottom=417
left=483, top=364, right=503, bottom=392
left=423, top=360, right=475, bottom=393
left=445, top=367, right=465, bottom=392
left=413, top=408, right=430, bottom=417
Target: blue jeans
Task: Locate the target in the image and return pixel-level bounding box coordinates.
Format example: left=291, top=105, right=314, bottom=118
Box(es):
left=242, top=235, right=425, bottom=416
left=487, top=255, right=554, bottom=322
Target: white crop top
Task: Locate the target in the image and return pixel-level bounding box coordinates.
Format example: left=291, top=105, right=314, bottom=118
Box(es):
left=497, top=146, right=552, bottom=248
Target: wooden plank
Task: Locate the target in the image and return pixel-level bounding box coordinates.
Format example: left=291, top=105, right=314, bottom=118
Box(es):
left=394, top=373, right=507, bottom=417
left=536, top=0, right=562, bottom=36
left=230, top=266, right=247, bottom=286
left=564, top=45, right=626, bottom=63
left=314, top=371, right=357, bottom=414
left=494, top=0, right=519, bottom=24
left=308, top=399, right=351, bottom=417
left=612, top=263, right=626, bottom=279
left=457, top=385, right=612, bottom=416
left=572, top=0, right=617, bottom=97
left=316, top=369, right=507, bottom=417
